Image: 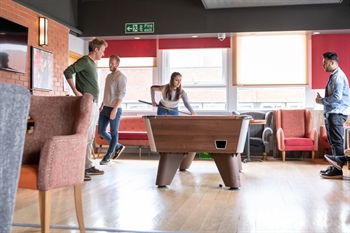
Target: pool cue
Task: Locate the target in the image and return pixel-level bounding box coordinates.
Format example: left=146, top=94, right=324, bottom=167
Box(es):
left=138, top=100, right=192, bottom=115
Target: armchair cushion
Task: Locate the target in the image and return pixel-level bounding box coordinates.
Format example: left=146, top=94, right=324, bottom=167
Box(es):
left=284, top=138, right=314, bottom=146
left=18, top=165, right=38, bottom=190
left=249, top=137, right=264, bottom=153
left=280, top=110, right=309, bottom=137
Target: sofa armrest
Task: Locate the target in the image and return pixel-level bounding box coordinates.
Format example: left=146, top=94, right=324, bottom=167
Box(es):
left=37, top=134, right=87, bottom=191
left=262, top=127, right=273, bottom=144
left=262, top=127, right=273, bottom=152
left=276, top=127, right=285, bottom=151
left=306, top=128, right=318, bottom=151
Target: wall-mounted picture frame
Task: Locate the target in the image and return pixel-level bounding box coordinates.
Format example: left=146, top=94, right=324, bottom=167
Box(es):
left=31, top=46, right=53, bottom=91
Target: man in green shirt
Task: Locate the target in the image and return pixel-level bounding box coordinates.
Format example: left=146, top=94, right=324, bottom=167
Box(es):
left=64, top=38, right=108, bottom=181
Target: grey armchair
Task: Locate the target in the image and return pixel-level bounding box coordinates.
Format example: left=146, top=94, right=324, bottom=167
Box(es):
left=0, top=83, right=30, bottom=233
left=232, top=111, right=273, bottom=160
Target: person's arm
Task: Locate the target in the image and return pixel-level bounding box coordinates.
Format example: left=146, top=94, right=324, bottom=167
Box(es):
left=110, top=76, right=127, bottom=120
left=66, top=78, right=82, bottom=96
left=181, top=91, right=196, bottom=115
left=99, top=102, right=104, bottom=112
left=151, top=85, right=163, bottom=107
left=320, top=75, right=345, bottom=105
left=63, top=56, right=88, bottom=96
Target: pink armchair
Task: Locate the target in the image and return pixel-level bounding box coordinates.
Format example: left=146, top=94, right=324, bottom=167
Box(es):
left=274, top=109, right=318, bottom=162
left=18, top=94, right=93, bottom=233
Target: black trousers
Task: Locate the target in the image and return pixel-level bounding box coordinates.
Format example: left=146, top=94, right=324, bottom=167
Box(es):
left=325, top=113, right=348, bottom=156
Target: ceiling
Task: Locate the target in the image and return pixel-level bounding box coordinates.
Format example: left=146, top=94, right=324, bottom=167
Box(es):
left=201, top=0, right=343, bottom=9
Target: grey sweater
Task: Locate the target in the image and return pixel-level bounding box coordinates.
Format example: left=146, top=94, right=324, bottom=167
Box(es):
left=102, top=70, right=127, bottom=107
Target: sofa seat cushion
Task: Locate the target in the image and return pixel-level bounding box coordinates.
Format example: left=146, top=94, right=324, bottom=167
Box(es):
left=118, top=131, right=148, bottom=140
left=18, top=165, right=38, bottom=190
left=284, top=138, right=314, bottom=146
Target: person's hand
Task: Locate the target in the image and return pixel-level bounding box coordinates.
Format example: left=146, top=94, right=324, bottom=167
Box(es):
left=152, top=102, right=157, bottom=107
left=73, top=90, right=82, bottom=96
left=191, top=112, right=197, bottom=115
left=110, top=108, right=117, bottom=120
left=315, top=92, right=322, bottom=104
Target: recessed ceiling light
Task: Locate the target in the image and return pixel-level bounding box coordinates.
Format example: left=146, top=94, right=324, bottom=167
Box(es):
left=134, top=37, right=140, bottom=39
left=192, top=35, right=198, bottom=38
left=312, top=32, right=320, bottom=35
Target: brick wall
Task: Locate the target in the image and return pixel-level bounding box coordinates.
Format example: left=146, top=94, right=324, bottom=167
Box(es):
left=0, top=0, right=69, bottom=96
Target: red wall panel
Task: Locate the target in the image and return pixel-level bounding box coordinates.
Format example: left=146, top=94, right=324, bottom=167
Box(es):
left=312, top=34, right=350, bottom=89
left=159, top=37, right=230, bottom=49
left=105, top=39, right=157, bottom=58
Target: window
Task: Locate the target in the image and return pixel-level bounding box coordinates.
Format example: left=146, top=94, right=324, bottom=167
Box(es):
left=97, top=58, right=154, bottom=110
left=162, top=49, right=227, bottom=111
left=237, top=87, right=305, bottom=110
left=234, top=34, right=308, bottom=85
left=234, top=33, right=308, bottom=110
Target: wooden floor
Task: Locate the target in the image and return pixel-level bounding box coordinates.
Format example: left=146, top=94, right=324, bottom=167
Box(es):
left=12, top=153, right=350, bottom=233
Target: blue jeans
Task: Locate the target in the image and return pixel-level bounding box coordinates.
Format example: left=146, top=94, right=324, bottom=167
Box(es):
left=157, top=102, right=179, bottom=116
left=98, top=107, right=122, bottom=159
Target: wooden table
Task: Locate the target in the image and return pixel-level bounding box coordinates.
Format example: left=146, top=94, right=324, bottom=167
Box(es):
left=143, top=115, right=249, bottom=190
left=243, top=119, right=267, bottom=163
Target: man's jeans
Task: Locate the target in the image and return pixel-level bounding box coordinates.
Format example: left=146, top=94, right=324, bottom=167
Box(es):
left=325, top=113, right=348, bottom=156
left=98, top=107, right=122, bottom=159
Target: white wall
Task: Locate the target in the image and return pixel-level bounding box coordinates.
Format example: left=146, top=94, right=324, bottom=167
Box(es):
left=68, top=34, right=85, bottom=55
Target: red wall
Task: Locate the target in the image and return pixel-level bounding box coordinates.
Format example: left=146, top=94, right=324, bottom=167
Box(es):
left=105, top=39, right=157, bottom=58
left=312, top=34, right=350, bottom=89
left=0, top=0, right=69, bottom=96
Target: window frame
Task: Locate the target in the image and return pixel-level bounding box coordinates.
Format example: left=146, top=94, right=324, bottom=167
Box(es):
left=161, top=48, right=229, bottom=112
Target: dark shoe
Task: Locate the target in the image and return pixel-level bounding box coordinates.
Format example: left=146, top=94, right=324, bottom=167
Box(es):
left=324, top=154, right=345, bottom=170
left=113, top=145, right=125, bottom=159
left=84, top=175, right=91, bottom=181
left=320, top=165, right=333, bottom=174
left=321, top=166, right=343, bottom=179
left=99, top=157, right=110, bottom=165
left=85, top=166, right=105, bottom=175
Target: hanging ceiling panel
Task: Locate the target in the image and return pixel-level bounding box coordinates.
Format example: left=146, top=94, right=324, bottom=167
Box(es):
left=201, top=0, right=343, bottom=9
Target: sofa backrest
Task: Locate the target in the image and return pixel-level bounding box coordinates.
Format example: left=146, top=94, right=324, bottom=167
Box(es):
left=275, top=109, right=312, bottom=138
left=119, top=116, right=146, bottom=131
left=23, top=94, right=93, bottom=164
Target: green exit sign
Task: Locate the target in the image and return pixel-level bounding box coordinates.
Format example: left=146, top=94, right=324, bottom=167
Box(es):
left=125, top=22, right=154, bottom=34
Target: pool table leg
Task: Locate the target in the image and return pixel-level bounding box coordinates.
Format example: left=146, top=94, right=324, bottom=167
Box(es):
left=179, top=152, right=196, bottom=171
left=156, top=152, right=186, bottom=187
left=210, top=153, right=241, bottom=189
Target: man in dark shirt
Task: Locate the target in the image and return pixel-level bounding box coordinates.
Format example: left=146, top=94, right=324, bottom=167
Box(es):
left=64, top=38, right=108, bottom=181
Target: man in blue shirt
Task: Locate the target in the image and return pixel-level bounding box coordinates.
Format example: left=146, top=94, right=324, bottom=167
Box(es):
left=316, top=52, right=350, bottom=179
